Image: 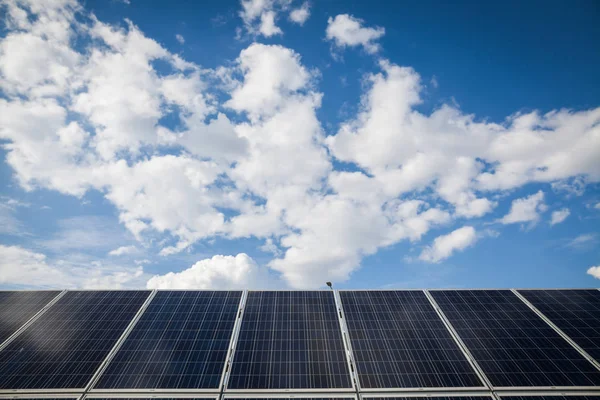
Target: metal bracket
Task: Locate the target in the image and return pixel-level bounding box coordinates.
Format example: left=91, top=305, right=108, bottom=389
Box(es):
left=334, top=290, right=362, bottom=394
left=221, top=290, right=249, bottom=392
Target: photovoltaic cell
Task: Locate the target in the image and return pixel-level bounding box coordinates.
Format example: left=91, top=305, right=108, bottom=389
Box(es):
left=518, top=289, right=600, bottom=362
left=340, top=291, right=484, bottom=389
left=95, top=290, right=241, bottom=389
left=430, top=290, right=600, bottom=388
left=228, top=291, right=352, bottom=390
left=0, top=290, right=149, bottom=390
left=0, top=290, right=60, bottom=345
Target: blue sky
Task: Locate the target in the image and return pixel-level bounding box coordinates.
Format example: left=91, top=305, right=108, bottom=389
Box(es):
left=0, top=0, right=599, bottom=290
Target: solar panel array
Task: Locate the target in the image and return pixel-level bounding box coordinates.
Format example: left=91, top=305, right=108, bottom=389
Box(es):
left=0, top=290, right=150, bottom=390
left=227, top=291, right=352, bottom=390
left=340, top=291, right=483, bottom=389
left=0, top=288, right=599, bottom=398
left=429, top=290, right=600, bottom=388
left=518, top=290, right=600, bottom=362
left=95, top=290, right=241, bottom=390
left=0, top=290, right=61, bottom=345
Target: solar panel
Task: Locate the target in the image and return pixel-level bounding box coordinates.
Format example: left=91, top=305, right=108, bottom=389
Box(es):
left=430, top=290, right=600, bottom=388
left=0, top=290, right=61, bottom=345
left=227, top=291, right=352, bottom=390
left=340, top=290, right=484, bottom=389
left=0, top=290, right=149, bottom=390
left=94, top=290, right=241, bottom=390
left=518, top=289, right=600, bottom=362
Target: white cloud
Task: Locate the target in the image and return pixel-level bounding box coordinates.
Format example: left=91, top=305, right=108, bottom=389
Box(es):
left=0, top=245, right=145, bottom=289
left=2, top=1, right=600, bottom=289
left=108, top=245, right=138, bottom=256
left=595, top=202, right=600, bottom=210
left=500, top=191, right=546, bottom=225
left=259, top=10, right=282, bottom=37
left=550, top=208, right=570, bottom=225
left=289, top=2, right=310, bottom=25
left=326, top=14, right=385, bottom=54
left=587, top=266, right=600, bottom=279
left=147, top=253, right=276, bottom=289
left=419, top=226, right=477, bottom=263
left=566, top=233, right=597, bottom=250
left=239, top=0, right=286, bottom=37
left=175, top=33, right=184, bottom=44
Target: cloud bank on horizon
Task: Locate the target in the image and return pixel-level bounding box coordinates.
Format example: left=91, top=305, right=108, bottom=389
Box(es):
left=0, top=0, right=599, bottom=289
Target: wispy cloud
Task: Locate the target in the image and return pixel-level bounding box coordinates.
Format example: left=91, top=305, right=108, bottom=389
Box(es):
left=565, top=233, right=598, bottom=250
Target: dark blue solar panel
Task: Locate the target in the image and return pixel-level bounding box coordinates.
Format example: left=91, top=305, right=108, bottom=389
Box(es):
left=519, top=289, right=600, bottom=362
left=0, top=290, right=60, bottom=345
left=227, top=291, right=352, bottom=389
left=0, top=290, right=149, bottom=389
left=95, top=290, right=241, bottom=389
left=431, top=290, right=600, bottom=388
left=340, top=290, right=484, bottom=389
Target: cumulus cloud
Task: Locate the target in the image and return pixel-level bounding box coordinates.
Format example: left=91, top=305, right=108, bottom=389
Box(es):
left=175, top=33, right=184, bottom=44
left=550, top=208, right=570, bottom=225
left=419, top=226, right=477, bottom=263
left=239, top=0, right=288, bottom=37
left=326, top=14, right=385, bottom=54
left=500, top=191, right=546, bottom=225
left=1, top=1, right=600, bottom=289
left=146, top=253, right=275, bottom=289
left=289, top=2, right=310, bottom=25
left=0, top=245, right=144, bottom=288
left=588, top=266, right=600, bottom=279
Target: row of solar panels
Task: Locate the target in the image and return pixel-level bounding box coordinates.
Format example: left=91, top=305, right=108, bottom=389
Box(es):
left=0, top=289, right=599, bottom=395
left=1, top=394, right=600, bottom=400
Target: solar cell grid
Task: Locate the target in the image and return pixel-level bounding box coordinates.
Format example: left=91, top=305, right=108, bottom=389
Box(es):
left=94, top=290, right=241, bottom=390
left=227, top=291, right=352, bottom=390
left=518, top=289, right=600, bottom=362
left=0, top=290, right=61, bottom=345
left=430, top=290, right=600, bottom=388
left=0, top=290, right=149, bottom=390
left=340, top=290, right=484, bottom=389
